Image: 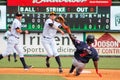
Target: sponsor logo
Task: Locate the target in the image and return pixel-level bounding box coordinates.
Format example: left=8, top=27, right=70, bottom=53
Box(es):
left=92, top=33, right=120, bottom=55
left=93, top=33, right=120, bottom=48
left=32, top=0, right=87, bottom=3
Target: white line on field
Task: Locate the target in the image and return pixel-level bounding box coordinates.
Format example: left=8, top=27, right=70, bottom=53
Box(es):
left=81, top=70, right=92, bottom=73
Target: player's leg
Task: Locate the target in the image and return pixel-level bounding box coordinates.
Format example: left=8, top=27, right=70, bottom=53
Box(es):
left=69, top=57, right=77, bottom=73
left=74, top=59, right=86, bottom=76
left=66, top=64, right=76, bottom=77
left=46, top=56, right=50, bottom=67
left=66, top=58, right=76, bottom=77
left=41, top=38, right=54, bottom=68
left=42, top=42, right=53, bottom=67
left=8, top=54, right=11, bottom=62
left=13, top=49, right=17, bottom=62
left=13, top=52, right=17, bottom=62
left=15, top=44, right=32, bottom=70
left=51, top=39, right=63, bottom=73
left=0, top=40, right=14, bottom=60
left=0, top=55, right=3, bottom=59
left=55, top=56, right=63, bottom=73
left=69, top=64, right=76, bottom=73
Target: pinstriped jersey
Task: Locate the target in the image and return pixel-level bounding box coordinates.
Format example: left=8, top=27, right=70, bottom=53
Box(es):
left=11, top=18, right=22, bottom=38
left=42, top=18, right=61, bottom=38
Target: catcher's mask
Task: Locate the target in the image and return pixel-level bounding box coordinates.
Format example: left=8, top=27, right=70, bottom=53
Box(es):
left=86, top=34, right=95, bottom=44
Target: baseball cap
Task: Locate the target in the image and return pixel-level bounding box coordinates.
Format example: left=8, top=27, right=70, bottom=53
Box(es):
left=50, top=12, right=56, bottom=15
left=16, top=11, right=22, bottom=16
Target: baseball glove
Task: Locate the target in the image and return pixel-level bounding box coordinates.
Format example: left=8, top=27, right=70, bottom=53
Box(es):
left=56, top=16, right=65, bottom=23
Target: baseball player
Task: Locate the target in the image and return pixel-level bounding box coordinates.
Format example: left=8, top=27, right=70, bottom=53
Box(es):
left=3, top=26, right=17, bottom=62
left=41, top=12, right=64, bottom=73
left=68, top=34, right=101, bottom=76
left=58, top=21, right=102, bottom=77
left=0, top=12, right=32, bottom=70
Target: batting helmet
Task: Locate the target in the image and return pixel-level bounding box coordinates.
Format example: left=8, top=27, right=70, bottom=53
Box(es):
left=16, top=11, right=22, bottom=16
left=86, top=34, right=95, bottom=43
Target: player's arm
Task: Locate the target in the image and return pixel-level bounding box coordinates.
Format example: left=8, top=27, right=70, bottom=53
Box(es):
left=93, top=61, right=102, bottom=77
left=93, top=61, right=99, bottom=73
left=3, top=32, right=8, bottom=40
left=60, top=23, right=78, bottom=45
left=16, top=27, right=29, bottom=34
left=3, top=36, right=8, bottom=40
left=69, top=34, right=76, bottom=43
left=48, top=23, right=64, bottom=35
left=92, top=50, right=102, bottom=77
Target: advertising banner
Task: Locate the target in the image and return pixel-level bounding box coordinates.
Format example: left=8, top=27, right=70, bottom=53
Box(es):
left=86, top=33, right=120, bottom=56
left=110, top=6, right=120, bottom=30
left=0, top=33, right=83, bottom=55
left=0, top=6, right=6, bottom=29
left=7, top=0, right=111, bottom=6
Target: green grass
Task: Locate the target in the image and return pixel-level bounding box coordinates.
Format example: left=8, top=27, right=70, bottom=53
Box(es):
left=0, top=74, right=66, bottom=80
left=0, top=56, right=120, bottom=69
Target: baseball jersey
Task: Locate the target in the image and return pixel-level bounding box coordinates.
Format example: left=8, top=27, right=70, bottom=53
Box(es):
left=73, top=39, right=99, bottom=63
left=11, top=18, right=22, bottom=38
left=42, top=18, right=61, bottom=38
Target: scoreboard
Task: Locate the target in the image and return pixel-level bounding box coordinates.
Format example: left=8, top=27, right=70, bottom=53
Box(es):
left=7, top=6, right=110, bottom=31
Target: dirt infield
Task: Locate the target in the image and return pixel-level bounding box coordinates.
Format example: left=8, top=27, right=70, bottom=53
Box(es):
left=0, top=68, right=120, bottom=80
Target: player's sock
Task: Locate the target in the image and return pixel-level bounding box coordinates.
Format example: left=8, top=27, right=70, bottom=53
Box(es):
left=8, top=55, right=10, bottom=61
left=13, top=53, right=17, bottom=62
left=55, top=56, right=63, bottom=73
left=20, top=57, right=27, bottom=68
left=46, top=56, right=50, bottom=63
left=46, top=56, right=50, bottom=68
left=69, top=64, right=75, bottom=73
left=0, top=54, right=3, bottom=60
left=55, top=56, right=62, bottom=68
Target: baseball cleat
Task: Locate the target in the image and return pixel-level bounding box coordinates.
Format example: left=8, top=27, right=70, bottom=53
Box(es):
left=24, top=65, right=32, bottom=70
left=59, top=68, right=63, bottom=73
left=75, top=71, right=80, bottom=76
left=46, top=63, right=50, bottom=68
left=14, top=60, right=17, bottom=62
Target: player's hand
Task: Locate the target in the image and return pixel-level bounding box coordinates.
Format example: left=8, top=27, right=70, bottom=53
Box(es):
left=25, top=30, right=29, bottom=34
left=60, top=30, right=64, bottom=35
left=97, top=73, right=102, bottom=77
left=96, top=70, right=102, bottom=77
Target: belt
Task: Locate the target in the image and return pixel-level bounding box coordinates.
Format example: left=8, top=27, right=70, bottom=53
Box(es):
left=10, top=34, right=19, bottom=39
left=43, top=36, right=51, bottom=39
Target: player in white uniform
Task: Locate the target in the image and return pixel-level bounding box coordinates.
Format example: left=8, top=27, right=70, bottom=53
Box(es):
left=41, top=12, right=64, bottom=73
left=3, top=26, right=17, bottom=62
left=0, top=12, right=32, bottom=70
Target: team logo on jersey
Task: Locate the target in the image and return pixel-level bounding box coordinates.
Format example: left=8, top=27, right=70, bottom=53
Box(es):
left=76, top=40, right=80, bottom=43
